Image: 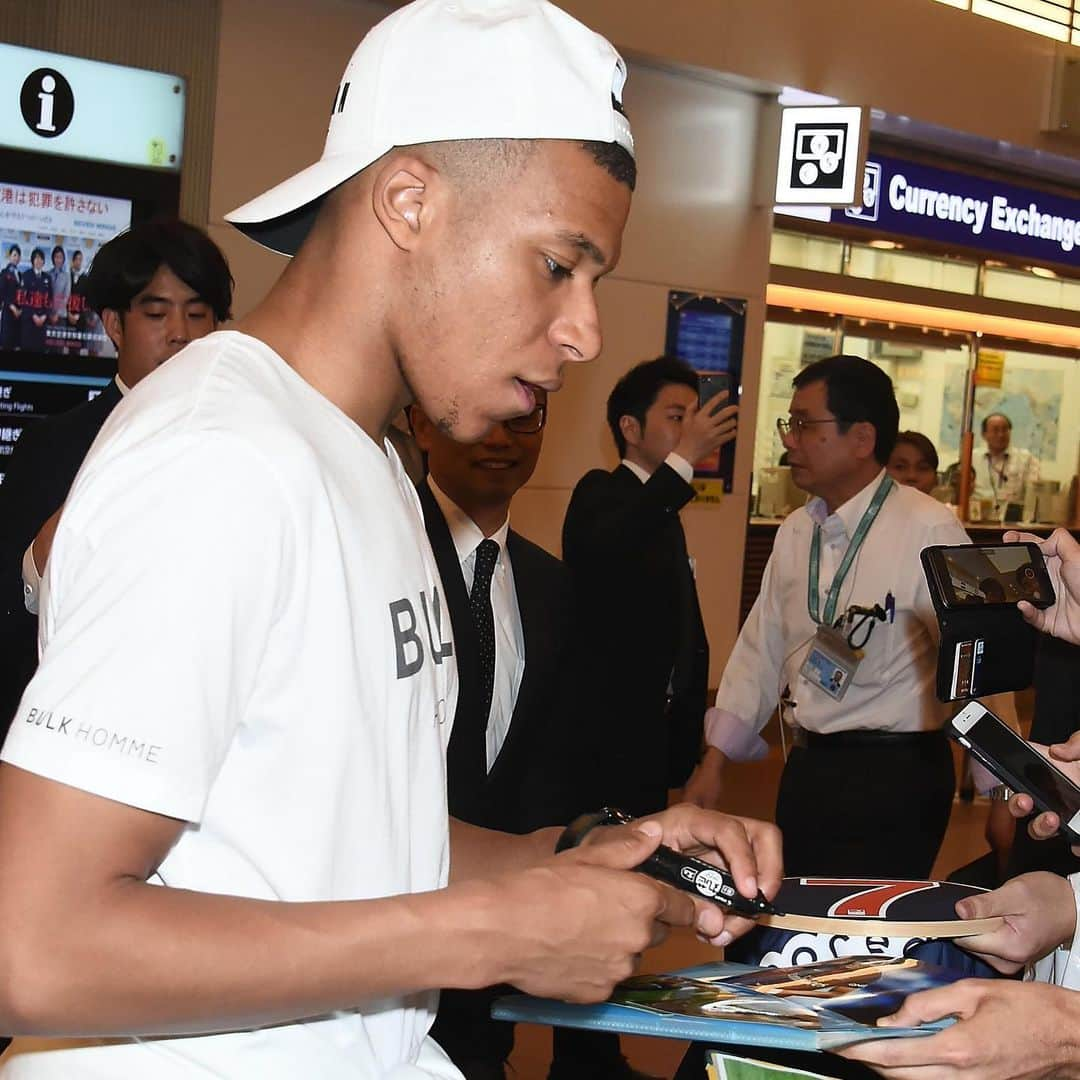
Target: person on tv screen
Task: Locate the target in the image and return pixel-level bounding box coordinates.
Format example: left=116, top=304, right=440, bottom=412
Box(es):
left=66, top=250, right=89, bottom=355
left=17, top=247, right=50, bottom=353
left=0, top=244, right=20, bottom=351
left=47, top=245, right=70, bottom=345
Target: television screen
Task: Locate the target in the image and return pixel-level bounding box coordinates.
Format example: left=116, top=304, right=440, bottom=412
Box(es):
left=0, top=179, right=132, bottom=360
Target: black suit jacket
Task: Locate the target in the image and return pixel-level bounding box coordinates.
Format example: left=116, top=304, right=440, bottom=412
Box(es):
left=0, top=380, right=122, bottom=737
left=561, top=462, right=709, bottom=816
left=418, top=480, right=576, bottom=833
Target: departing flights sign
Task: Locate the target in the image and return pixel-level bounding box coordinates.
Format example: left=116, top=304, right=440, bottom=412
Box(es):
left=781, top=153, right=1080, bottom=267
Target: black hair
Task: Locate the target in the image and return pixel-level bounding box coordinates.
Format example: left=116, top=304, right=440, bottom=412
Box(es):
left=981, top=412, right=1012, bottom=433
left=71, top=250, right=82, bottom=261
left=581, top=140, right=636, bottom=192
left=51, top=245, right=65, bottom=264
left=83, top=220, right=233, bottom=322
left=30, top=247, right=45, bottom=265
left=792, top=354, right=899, bottom=465
left=606, top=355, right=698, bottom=458
left=893, top=430, right=939, bottom=471
left=7, top=244, right=19, bottom=258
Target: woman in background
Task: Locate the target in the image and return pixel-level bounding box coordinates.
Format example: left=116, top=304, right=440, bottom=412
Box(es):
left=888, top=430, right=939, bottom=495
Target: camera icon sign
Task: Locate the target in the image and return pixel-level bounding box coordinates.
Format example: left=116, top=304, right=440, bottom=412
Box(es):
left=791, top=124, right=847, bottom=190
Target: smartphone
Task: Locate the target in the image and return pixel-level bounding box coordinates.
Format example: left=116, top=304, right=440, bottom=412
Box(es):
left=922, top=542, right=1055, bottom=611
left=948, top=700, right=1080, bottom=842
left=698, top=372, right=733, bottom=415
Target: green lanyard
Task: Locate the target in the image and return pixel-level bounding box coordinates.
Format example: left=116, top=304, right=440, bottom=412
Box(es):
left=808, top=475, right=894, bottom=627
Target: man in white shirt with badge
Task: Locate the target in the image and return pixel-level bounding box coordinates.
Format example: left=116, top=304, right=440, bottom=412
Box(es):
left=685, top=354, right=969, bottom=879
left=973, top=411, right=1040, bottom=519
left=0, top=3, right=782, bottom=1078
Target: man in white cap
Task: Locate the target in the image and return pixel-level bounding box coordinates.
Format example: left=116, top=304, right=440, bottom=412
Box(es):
left=0, top=2, right=782, bottom=1078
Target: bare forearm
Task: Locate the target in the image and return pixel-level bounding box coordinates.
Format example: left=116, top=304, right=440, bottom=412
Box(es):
left=449, top=817, right=559, bottom=882
left=3, top=875, right=507, bottom=1038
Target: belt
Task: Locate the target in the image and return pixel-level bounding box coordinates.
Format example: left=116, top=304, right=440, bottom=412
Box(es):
left=791, top=727, right=945, bottom=750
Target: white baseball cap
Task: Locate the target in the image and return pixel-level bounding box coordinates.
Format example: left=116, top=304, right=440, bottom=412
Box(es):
left=227, top=0, right=634, bottom=256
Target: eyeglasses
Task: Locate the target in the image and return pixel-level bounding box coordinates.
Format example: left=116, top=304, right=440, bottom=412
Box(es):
left=776, top=416, right=840, bottom=438
left=504, top=402, right=547, bottom=435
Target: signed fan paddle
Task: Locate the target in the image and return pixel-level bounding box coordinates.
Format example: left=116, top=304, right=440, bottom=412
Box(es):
left=756, top=877, right=1003, bottom=938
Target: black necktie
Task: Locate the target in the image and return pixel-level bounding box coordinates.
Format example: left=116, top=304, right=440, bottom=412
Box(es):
left=469, top=539, right=499, bottom=732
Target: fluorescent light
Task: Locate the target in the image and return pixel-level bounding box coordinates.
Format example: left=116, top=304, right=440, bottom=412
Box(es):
left=767, top=283, right=1080, bottom=349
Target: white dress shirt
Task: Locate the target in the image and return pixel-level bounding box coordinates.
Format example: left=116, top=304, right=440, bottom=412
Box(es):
left=22, top=375, right=130, bottom=615
left=707, top=470, right=971, bottom=760
left=428, top=477, right=525, bottom=772
left=621, top=451, right=694, bottom=486
left=973, top=446, right=1040, bottom=509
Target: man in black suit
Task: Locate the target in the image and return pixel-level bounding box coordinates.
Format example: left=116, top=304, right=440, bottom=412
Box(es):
left=415, top=391, right=654, bottom=1080
left=411, top=388, right=586, bottom=1079
left=561, top=356, right=737, bottom=818
left=0, top=221, right=233, bottom=744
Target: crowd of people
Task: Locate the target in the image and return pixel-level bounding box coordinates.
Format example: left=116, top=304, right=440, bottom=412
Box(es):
left=0, top=2, right=1077, bottom=1079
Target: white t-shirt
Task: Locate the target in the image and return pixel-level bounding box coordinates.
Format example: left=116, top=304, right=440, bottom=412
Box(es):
left=0, top=331, right=460, bottom=1079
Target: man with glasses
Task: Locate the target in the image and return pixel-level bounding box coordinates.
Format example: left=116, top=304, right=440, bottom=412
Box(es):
left=411, top=391, right=582, bottom=1080
left=685, top=354, right=970, bottom=878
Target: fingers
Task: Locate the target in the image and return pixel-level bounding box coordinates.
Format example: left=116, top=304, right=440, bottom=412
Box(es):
left=568, top=820, right=664, bottom=872
left=744, top=819, right=785, bottom=899
left=1017, top=598, right=1048, bottom=632
left=876, top=981, right=983, bottom=1030
left=644, top=806, right=782, bottom=903
left=1049, top=730, right=1080, bottom=762
left=1028, top=810, right=1061, bottom=840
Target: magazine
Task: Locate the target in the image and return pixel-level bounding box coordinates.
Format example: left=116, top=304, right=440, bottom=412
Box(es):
left=493, top=956, right=965, bottom=1052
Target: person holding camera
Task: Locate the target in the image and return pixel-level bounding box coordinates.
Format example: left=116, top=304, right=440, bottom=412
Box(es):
left=562, top=356, right=736, bottom=821
left=840, top=527, right=1080, bottom=1079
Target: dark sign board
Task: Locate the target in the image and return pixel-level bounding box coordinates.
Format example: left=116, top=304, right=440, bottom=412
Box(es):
left=784, top=152, right=1080, bottom=268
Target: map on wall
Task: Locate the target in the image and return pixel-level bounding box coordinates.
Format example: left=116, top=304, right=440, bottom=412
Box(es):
left=939, top=364, right=1063, bottom=467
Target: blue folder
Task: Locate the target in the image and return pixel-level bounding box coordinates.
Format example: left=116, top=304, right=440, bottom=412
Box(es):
left=492, top=961, right=949, bottom=1053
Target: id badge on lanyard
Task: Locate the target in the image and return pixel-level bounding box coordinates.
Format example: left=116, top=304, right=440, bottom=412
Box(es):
left=801, top=625, right=861, bottom=701
left=799, top=475, right=893, bottom=701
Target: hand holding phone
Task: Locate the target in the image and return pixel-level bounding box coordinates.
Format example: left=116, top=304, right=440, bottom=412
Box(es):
left=923, top=542, right=1056, bottom=611
left=677, top=377, right=737, bottom=465
left=697, top=373, right=732, bottom=416
left=948, top=701, right=1080, bottom=843
left=1004, top=528, right=1080, bottom=647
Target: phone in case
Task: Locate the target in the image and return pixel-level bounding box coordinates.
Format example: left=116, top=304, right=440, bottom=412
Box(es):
left=697, top=372, right=733, bottom=415
left=922, top=542, right=1055, bottom=611
left=948, top=700, right=1080, bottom=843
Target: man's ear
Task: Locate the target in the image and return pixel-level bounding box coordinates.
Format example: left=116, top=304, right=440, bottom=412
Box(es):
left=371, top=154, right=441, bottom=253
left=409, top=404, right=435, bottom=453
left=619, top=414, right=643, bottom=449
left=851, top=420, right=878, bottom=462
left=100, top=308, right=124, bottom=353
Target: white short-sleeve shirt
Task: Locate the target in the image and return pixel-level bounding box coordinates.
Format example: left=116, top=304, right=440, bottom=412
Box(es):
left=0, top=331, right=459, bottom=1079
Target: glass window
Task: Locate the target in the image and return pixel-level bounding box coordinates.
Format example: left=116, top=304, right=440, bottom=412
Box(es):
left=769, top=229, right=844, bottom=274
left=841, top=335, right=973, bottom=487
left=968, top=348, right=1080, bottom=521
left=753, top=321, right=839, bottom=487
left=846, top=244, right=979, bottom=294
left=983, top=265, right=1080, bottom=312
